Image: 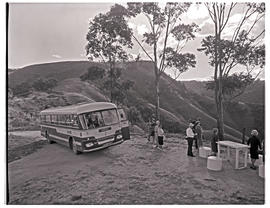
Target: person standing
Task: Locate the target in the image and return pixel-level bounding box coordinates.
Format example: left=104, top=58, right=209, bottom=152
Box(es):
left=247, top=130, right=262, bottom=170
left=192, top=118, right=200, bottom=149
left=194, top=121, right=203, bottom=149
left=211, top=128, right=219, bottom=156
left=148, top=116, right=156, bottom=144
left=186, top=123, right=196, bottom=157
left=155, top=120, right=165, bottom=150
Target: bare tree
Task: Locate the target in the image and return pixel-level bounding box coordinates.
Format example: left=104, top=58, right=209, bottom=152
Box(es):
left=198, top=3, right=265, bottom=140
left=126, top=3, right=198, bottom=119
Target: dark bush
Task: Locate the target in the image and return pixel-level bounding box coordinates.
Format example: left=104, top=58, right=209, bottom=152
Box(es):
left=11, top=82, right=32, bottom=97
left=127, top=106, right=143, bottom=124
left=32, top=78, right=57, bottom=92
left=80, top=66, right=105, bottom=81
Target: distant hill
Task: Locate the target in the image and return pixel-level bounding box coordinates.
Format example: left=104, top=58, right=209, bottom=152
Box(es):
left=182, top=79, right=265, bottom=105
left=8, top=61, right=265, bottom=140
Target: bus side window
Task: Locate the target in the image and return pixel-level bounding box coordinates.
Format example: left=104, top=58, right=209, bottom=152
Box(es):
left=51, top=115, right=57, bottom=124
left=59, top=115, right=65, bottom=125
left=45, top=115, right=51, bottom=123
left=72, top=115, right=79, bottom=128
left=79, top=114, right=87, bottom=130
left=66, top=115, right=71, bottom=126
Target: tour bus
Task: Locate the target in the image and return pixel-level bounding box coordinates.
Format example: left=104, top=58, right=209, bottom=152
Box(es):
left=40, top=102, right=129, bottom=154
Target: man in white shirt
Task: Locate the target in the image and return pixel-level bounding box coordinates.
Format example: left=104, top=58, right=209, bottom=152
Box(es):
left=186, top=123, right=196, bottom=157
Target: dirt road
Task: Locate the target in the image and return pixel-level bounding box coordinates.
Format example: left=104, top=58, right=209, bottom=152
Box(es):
left=8, top=135, right=264, bottom=204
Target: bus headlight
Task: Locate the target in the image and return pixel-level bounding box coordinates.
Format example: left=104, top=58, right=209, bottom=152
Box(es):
left=85, top=143, right=94, bottom=148
left=116, top=134, right=122, bottom=140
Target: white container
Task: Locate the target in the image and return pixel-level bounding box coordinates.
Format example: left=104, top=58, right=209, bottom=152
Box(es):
left=207, top=156, right=222, bottom=171
left=259, top=164, right=264, bottom=178
left=199, top=147, right=212, bottom=158
left=248, top=154, right=263, bottom=166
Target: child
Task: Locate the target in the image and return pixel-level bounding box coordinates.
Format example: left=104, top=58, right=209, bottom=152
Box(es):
left=155, top=120, right=165, bottom=150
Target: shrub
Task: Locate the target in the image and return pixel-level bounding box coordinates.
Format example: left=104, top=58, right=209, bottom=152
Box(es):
left=32, top=78, right=57, bottom=92
left=80, top=66, right=105, bottom=81
left=11, top=82, right=32, bottom=97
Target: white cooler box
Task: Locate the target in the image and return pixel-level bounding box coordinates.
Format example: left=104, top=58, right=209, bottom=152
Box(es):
left=199, top=147, right=211, bottom=158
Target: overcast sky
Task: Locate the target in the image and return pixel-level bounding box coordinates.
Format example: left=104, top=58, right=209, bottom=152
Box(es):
left=8, top=3, right=265, bottom=80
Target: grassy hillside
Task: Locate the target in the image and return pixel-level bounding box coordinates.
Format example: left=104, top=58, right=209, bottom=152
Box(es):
left=183, top=80, right=265, bottom=105
left=8, top=61, right=264, bottom=140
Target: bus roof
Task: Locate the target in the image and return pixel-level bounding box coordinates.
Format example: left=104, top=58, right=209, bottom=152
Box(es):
left=40, top=102, right=117, bottom=115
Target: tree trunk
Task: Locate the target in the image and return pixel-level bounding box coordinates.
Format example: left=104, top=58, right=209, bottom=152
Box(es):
left=217, top=30, right=225, bottom=141
left=109, top=60, right=113, bottom=103
left=214, top=26, right=225, bottom=141
left=214, top=20, right=220, bottom=139
left=217, top=89, right=224, bottom=140
left=155, top=69, right=160, bottom=120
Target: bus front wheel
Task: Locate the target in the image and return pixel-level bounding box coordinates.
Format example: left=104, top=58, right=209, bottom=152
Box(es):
left=70, top=138, right=80, bottom=155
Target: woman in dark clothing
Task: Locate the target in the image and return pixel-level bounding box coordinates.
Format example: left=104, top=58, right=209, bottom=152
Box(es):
left=194, top=122, right=203, bottom=148
left=211, top=128, right=219, bottom=156
left=247, top=130, right=262, bottom=170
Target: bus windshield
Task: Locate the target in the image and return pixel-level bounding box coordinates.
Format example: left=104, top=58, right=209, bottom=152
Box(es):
left=81, top=108, right=119, bottom=129
left=101, top=109, right=119, bottom=125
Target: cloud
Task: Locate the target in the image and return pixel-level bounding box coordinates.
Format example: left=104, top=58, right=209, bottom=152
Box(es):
left=137, top=24, right=149, bottom=36
left=185, top=4, right=209, bottom=20
left=52, top=54, right=62, bottom=59
left=199, top=22, right=214, bottom=36
left=128, top=22, right=136, bottom=30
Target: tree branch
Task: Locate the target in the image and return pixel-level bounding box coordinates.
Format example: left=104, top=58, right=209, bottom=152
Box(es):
left=220, top=3, right=235, bottom=32
left=252, top=29, right=265, bottom=42
left=159, top=8, right=171, bottom=72
left=132, top=35, right=154, bottom=62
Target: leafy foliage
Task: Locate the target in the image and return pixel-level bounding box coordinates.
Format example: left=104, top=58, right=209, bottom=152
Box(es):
left=127, top=106, right=144, bottom=124
left=164, top=48, right=196, bottom=74
left=206, top=73, right=255, bottom=100
left=11, top=82, right=32, bottom=97
left=198, top=34, right=265, bottom=70
left=86, top=4, right=133, bottom=62
left=102, top=67, right=134, bottom=105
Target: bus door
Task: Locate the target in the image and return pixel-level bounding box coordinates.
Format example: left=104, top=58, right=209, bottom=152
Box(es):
left=118, top=108, right=130, bottom=140
left=101, top=109, right=121, bottom=142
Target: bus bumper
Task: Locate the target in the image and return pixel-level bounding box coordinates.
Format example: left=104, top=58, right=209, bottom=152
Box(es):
left=81, top=139, right=123, bottom=153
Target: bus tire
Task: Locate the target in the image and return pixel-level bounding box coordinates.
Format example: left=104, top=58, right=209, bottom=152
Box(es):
left=45, top=131, right=53, bottom=144
left=70, top=137, right=80, bottom=155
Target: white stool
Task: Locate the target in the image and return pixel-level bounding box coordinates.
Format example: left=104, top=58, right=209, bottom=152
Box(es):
left=207, top=156, right=222, bottom=171
left=199, top=147, right=211, bottom=158
left=248, top=154, right=263, bottom=166
left=259, top=164, right=264, bottom=178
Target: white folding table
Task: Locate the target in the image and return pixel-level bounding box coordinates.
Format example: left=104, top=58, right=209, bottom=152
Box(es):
left=217, top=141, right=250, bottom=169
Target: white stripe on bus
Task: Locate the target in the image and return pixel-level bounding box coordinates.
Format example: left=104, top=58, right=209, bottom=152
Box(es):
left=50, top=135, right=82, bottom=146
left=41, top=124, right=120, bottom=139
left=50, top=135, right=68, bottom=142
